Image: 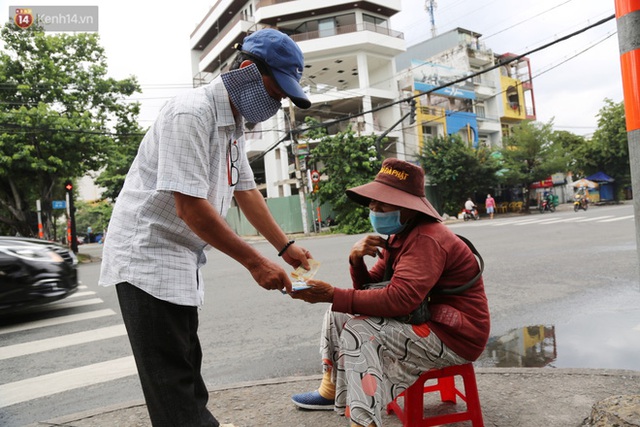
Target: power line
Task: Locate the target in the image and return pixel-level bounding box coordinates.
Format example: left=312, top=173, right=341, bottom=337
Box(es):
left=482, top=0, right=576, bottom=40
left=0, top=14, right=616, bottom=144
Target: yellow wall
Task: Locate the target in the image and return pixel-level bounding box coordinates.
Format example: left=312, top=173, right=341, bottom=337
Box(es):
left=500, top=76, right=527, bottom=121
left=415, top=92, right=446, bottom=151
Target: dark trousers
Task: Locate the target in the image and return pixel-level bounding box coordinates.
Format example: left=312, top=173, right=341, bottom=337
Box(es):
left=116, top=282, right=218, bottom=427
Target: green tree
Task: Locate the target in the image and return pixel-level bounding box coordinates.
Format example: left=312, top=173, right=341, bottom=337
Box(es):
left=551, top=129, right=586, bottom=177
left=304, top=117, right=381, bottom=234
left=417, top=135, right=500, bottom=215
left=580, top=99, right=629, bottom=198
left=73, top=199, right=113, bottom=242
left=94, top=118, right=145, bottom=201
left=499, top=120, right=564, bottom=211
left=0, top=22, right=141, bottom=237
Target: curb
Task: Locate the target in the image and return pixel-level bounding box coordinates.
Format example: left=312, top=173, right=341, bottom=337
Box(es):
left=31, top=369, right=640, bottom=427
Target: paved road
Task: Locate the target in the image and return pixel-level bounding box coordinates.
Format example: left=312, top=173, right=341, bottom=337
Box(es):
left=1, top=202, right=638, bottom=426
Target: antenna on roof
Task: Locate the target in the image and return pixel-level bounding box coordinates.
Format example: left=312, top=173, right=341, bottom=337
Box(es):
left=425, top=0, right=437, bottom=38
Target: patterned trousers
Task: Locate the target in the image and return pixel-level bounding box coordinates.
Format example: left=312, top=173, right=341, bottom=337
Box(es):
left=320, top=308, right=467, bottom=427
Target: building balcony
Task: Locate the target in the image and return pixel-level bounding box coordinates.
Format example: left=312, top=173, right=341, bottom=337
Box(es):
left=255, top=0, right=401, bottom=22
left=194, top=19, right=404, bottom=79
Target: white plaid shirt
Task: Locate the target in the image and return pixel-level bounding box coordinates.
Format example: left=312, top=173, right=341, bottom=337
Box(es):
left=99, top=76, right=256, bottom=306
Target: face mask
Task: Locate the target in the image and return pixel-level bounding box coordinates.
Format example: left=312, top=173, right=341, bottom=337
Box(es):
left=221, top=64, right=282, bottom=123
left=369, top=210, right=407, bottom=235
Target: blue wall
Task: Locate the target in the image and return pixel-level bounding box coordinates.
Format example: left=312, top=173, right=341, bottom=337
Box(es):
left=446, top=111, right=479, bottom=147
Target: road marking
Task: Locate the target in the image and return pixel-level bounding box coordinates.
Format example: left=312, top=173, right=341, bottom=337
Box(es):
left=0, top=324, right=126, bottom=360
left=451, top=213, right=633, bottom=228
left=537, top=217, right=585, bottom=224
left=575, top=215, right=614, bottom=222
left=513, top=218, right=561, bottom=226
left=20, top=298, right=105, bottom=314
left=599, top=215, right=635, bottom=223
left=0, top=356, right=136, bottom=408
left=0, top=309, right=116, bottom=335
left=490, top=218, right=543, bottom=226
left=67, top=290, right=96, bottom=298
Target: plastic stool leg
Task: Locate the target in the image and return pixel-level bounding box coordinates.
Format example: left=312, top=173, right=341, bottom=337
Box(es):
left=437, top=376, right=457, bottom=403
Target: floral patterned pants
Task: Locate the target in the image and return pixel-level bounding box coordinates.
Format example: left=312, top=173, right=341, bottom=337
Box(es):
left=320, top=308, right=467, bottom=427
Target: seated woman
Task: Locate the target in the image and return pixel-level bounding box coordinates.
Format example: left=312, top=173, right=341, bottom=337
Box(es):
left=290, top=158, right=490, bottom=427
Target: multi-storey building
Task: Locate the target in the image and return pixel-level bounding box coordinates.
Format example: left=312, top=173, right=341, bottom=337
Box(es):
left=395, top=27, right=536, bottom=155
left=189, top=0, right=407, bottom=198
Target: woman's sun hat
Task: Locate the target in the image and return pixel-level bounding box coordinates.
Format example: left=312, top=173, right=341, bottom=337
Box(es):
left=346, top=158, right=442, bottom=221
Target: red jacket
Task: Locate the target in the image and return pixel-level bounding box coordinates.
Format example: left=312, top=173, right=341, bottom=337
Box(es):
left=332, top=219, right=490, bottom=361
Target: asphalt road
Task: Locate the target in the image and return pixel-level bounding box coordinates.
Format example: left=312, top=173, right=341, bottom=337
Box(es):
left=0, top=202, right=638, bottom=426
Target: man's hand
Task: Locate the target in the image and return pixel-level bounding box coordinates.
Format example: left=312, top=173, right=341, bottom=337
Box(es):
left=248, top=257, right=293, bottom=294
left=289, top=279, right=333, bottom=303
left=282, top=243, right=312, bottom=270
left=349, top=235, right=387, bottom=265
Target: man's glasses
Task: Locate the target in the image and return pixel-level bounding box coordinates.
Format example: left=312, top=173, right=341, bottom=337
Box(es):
left=227, top=139, right=239, bottom=187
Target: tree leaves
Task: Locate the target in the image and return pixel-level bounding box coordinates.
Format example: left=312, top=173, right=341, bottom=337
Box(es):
left=303, top=117, right=381, bottom=234
left=417, top=135, right=500, bottom=215
left=0, top=22, right=142, bottom=236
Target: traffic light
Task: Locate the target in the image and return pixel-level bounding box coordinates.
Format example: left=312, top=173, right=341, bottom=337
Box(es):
left=408, top=99, right=417, bottom=124
left=64, top=181, right=73, bottom=192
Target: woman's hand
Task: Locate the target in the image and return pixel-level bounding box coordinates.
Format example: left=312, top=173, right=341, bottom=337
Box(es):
left=349, top=235, right=387, bottom=264
left=289, top=279, right=334, bottom=304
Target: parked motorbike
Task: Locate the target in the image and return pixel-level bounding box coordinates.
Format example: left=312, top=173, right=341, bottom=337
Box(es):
left=314, top=216, right=337, bottom=230
left=463, top=208, right=479, bottom=221
left=539, top=198, right=556, bottom=213
left=574, top=197, right=589, bottom=212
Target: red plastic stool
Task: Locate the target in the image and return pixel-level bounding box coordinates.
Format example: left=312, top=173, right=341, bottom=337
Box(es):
left=387, top=363, right=484, bottom=426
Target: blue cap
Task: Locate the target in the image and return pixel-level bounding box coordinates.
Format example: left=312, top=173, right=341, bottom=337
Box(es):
left=241, top=29, right=311, bottom=109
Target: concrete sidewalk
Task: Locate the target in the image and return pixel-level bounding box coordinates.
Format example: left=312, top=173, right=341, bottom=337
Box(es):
left=32, top=368, right=640, bottom=427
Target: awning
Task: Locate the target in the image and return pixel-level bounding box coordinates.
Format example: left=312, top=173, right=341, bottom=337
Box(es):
left=529, top=178, right=553, bottom=189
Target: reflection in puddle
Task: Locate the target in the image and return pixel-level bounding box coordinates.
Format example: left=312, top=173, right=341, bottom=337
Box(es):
left=476, top=325, right=557, bottom=368
left=476, top=310, right=640, bottom=370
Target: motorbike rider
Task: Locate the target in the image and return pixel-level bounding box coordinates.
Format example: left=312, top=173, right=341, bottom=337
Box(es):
left=464, top=198, right=476, bottom=212
left=574, top=190, right=589, bottom=209
left=464, top=198, right=479, bottom=219
left=545, top=192, right=555, bottom=208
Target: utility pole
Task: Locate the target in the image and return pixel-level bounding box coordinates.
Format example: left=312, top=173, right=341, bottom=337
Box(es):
left=375, top=100, right=416, bottom=159
left=64, top=181, right=78, bottom=253
left=289, top=103, right=310, bottom=236
left=615, top=0, right=640, bottom=272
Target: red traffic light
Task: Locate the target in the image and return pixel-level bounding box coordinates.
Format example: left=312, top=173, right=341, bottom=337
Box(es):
left=64, top=182, right=73, bottom=192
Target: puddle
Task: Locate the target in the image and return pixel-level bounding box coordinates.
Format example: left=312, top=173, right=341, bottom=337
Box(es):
left=476, top=309, right=640, bottom=370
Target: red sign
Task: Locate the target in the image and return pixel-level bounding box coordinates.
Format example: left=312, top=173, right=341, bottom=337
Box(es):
left=14, top=8, right=34, bottom=29
left=311, top=170, right=320, bottom=183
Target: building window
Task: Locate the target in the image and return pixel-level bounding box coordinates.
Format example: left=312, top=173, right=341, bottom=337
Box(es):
left=363, top=14, right=388, bottom=32
left=422, top=124, right=436, bottom=144
left=318, top=18, right=336, bottom=37
left=502, top=123, right=511, bottom=138
left=475, top=102, right=485, bottom=118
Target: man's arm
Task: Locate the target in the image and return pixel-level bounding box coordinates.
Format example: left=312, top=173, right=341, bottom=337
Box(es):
left=174, top=192, right=293, bottom=293
left=233, top=189, right=310, bottom=270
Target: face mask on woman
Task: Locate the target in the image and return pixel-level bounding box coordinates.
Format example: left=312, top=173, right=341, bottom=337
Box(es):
left=221, top=64, right=282, bottom=123
left=369, top=210, right=407, bottom=235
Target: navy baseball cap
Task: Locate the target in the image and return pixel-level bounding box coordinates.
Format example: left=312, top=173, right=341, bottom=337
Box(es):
left=240, top=29, right=311, bottom=109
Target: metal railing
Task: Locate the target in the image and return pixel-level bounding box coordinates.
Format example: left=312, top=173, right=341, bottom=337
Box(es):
left=289, top=22, right=403, bottom=43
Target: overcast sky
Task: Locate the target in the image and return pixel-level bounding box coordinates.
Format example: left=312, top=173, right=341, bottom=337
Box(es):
left=2, top=0, right=622, bottom=137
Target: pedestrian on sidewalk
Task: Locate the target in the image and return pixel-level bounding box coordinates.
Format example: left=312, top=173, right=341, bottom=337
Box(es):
left=289, top=159, right=490, bottom=427
left=486, top=194, right=496, bottom=219
left=98, top=29, right=312, bottom=427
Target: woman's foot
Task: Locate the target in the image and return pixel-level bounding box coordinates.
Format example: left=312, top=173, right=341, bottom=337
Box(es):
left=291, top=390, right=335, bottom=410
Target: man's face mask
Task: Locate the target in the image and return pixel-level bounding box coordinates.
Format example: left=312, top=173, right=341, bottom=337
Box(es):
left=222, top=64, right=282, bottom=123
left=369, top=210, right=407, bottom=235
